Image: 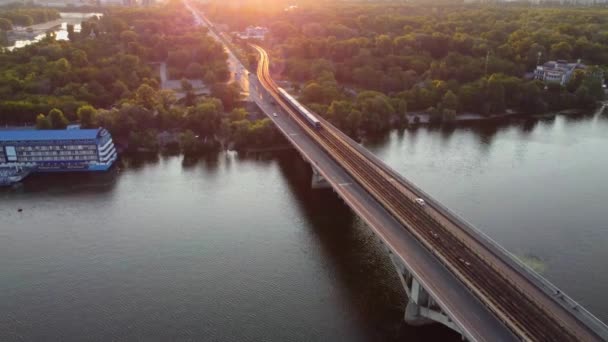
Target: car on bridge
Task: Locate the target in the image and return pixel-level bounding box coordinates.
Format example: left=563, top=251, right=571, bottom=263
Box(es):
left=415, top=198, right=426, bottom=206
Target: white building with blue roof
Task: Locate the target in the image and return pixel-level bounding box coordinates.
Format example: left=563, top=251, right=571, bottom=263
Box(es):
left=0, top=127, right=117, bottom=175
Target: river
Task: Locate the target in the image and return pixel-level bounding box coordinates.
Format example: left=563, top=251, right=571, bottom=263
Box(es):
left=1, top=111, right=607, bottom=341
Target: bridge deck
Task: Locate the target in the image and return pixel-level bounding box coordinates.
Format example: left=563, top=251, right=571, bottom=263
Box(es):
left=249, top=77, right=516, bottom=341
left=185, top=2, right=608, bottom=340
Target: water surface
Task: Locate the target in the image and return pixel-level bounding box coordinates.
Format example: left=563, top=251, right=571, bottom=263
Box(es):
left=1, top=111, right=607, bottom=341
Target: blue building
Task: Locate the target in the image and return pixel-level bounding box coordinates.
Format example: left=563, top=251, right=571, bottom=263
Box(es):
left=0, top=127, right=117, bottom=174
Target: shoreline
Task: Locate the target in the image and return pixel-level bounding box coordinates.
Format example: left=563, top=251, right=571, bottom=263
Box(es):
left=406, top=104, right=605, bottom=125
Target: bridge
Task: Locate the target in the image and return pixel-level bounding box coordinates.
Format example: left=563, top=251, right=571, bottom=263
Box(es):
left=184, top=2, right=608, bottom=340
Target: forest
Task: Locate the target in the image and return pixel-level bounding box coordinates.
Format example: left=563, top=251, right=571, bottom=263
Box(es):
left=204, top=3, right=607, bottom=136
left=0, top=2, right=282, bottom=153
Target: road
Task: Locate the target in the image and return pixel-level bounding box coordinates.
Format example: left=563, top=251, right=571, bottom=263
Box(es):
left=184, top=0, right=251, bottom=101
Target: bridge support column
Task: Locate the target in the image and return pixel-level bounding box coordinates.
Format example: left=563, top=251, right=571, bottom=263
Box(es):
left=387, top=250, right=463, bottom=335
left=311, top=167, right=330, bottom=189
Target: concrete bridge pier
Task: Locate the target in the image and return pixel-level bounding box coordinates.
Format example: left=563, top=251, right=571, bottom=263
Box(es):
left=387, top=250, right=463, bottom=335
left=311, top=167, right=330, bottom=189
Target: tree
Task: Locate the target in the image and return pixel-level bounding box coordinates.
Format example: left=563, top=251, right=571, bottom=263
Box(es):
left=120, top=30, right=138, bottom=44
left=77, top=105, right=97, bottom=128
left=375, top=34, right=393, bottom=54
left=346, top=109, right=362, bottom=134
left=181, top=78, right=193, bottom=92
left=575, top=85, right=595, bottom=108
left=550, top=42, right=572, bottom=60
left=326, top=100, right=352, bottom=129
left=229, top=108, right=247, bottom=121
left=269, top=21, right=297, bottom=40
left=582, top=67, right=605, bottom=102
left=70, top=49, right=88, bottom=67
left=67, top=24, right=76, bottom=41
left=135, top=84, right=158, bottom=110
left=184, top=90, right=196, bottom=106
left=80, top=21, right=93, bottom=38
left=156, top=89, right=177, bottom=113
left=0, top=18, right=12, bottom=31
left=14, top=14, right=33, bottom=26
left=567, top=69, right=585, bottom=93
left=112, top=80, right=129, bottom=99
left=211, top=83, right=241, bottom=110
left=356, top=91, right=395, bottom=133
left=301, top=82, right=324, bottom=103
left=395, top=99, right=408, bottom=126
left=486, top=76, right=506, bottom=114
left=35, top=113, right=51, bottom=129
left=186, top=99, right=223, bottom=137
left=179, top=130, right=201, bottom=155
left=0, top=29, right=8, bottom=46
left=441, top=90, right=459, bottom=111
left=53, top=58, right=71, bottom=73
left=47, top=108, right=69, bottom=129
left=130, top=129, right=159, bottom=151
left=442, top=109, right=457, bottom=123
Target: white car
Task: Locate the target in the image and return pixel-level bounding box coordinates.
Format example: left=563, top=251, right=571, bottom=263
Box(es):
left=414, top=198, right=425, bottom=206
left=272, top=113, right=278, bottom=117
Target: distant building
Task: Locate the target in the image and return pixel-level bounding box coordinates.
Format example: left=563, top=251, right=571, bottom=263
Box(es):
left=534, top=60, right=586, bottom=86
left=237, top=26, right=269, bottom=40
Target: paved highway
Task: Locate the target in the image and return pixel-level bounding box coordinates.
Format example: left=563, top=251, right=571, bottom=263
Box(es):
left=184, top=0, right=251, bottom=101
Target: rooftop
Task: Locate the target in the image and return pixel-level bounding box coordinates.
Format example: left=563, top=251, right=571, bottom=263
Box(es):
left=0, top=128, right=102, bottom=142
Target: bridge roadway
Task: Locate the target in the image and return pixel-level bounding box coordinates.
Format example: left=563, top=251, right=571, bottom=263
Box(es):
left=253, top=47, right=607, bottom=341
left=183, top=1, right=608, bottom=340
left=245, top=57, right=515, bottom=342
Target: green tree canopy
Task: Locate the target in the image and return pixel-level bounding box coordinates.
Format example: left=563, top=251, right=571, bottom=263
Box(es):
left=0, top=18, right=12, bottom=31
left=77, top=105, right=98, bottom=128
left=47, top=108, right=69, bottom=129
left=35, top=113, right=51, bottom=129
left=441, top=90, right=459, bottom=111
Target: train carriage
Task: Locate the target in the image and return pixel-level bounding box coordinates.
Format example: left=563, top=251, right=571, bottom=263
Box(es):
left=277, top=87, right=321, bottom=129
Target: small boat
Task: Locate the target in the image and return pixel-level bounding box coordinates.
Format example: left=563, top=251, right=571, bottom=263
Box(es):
left=0, top=166, right=32, bottom=187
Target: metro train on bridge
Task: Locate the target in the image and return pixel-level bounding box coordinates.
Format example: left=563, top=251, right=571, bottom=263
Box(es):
left=277, top=87, right=321, bottom=129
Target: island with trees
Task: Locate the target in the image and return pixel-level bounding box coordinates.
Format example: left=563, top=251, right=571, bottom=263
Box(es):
left=202, top=2, right=607, bottom=137
left=0, top=1, right=283, bottom=156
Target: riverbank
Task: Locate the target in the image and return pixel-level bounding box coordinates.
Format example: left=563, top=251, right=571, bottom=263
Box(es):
left=406, top=103, right=606, bottom=125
